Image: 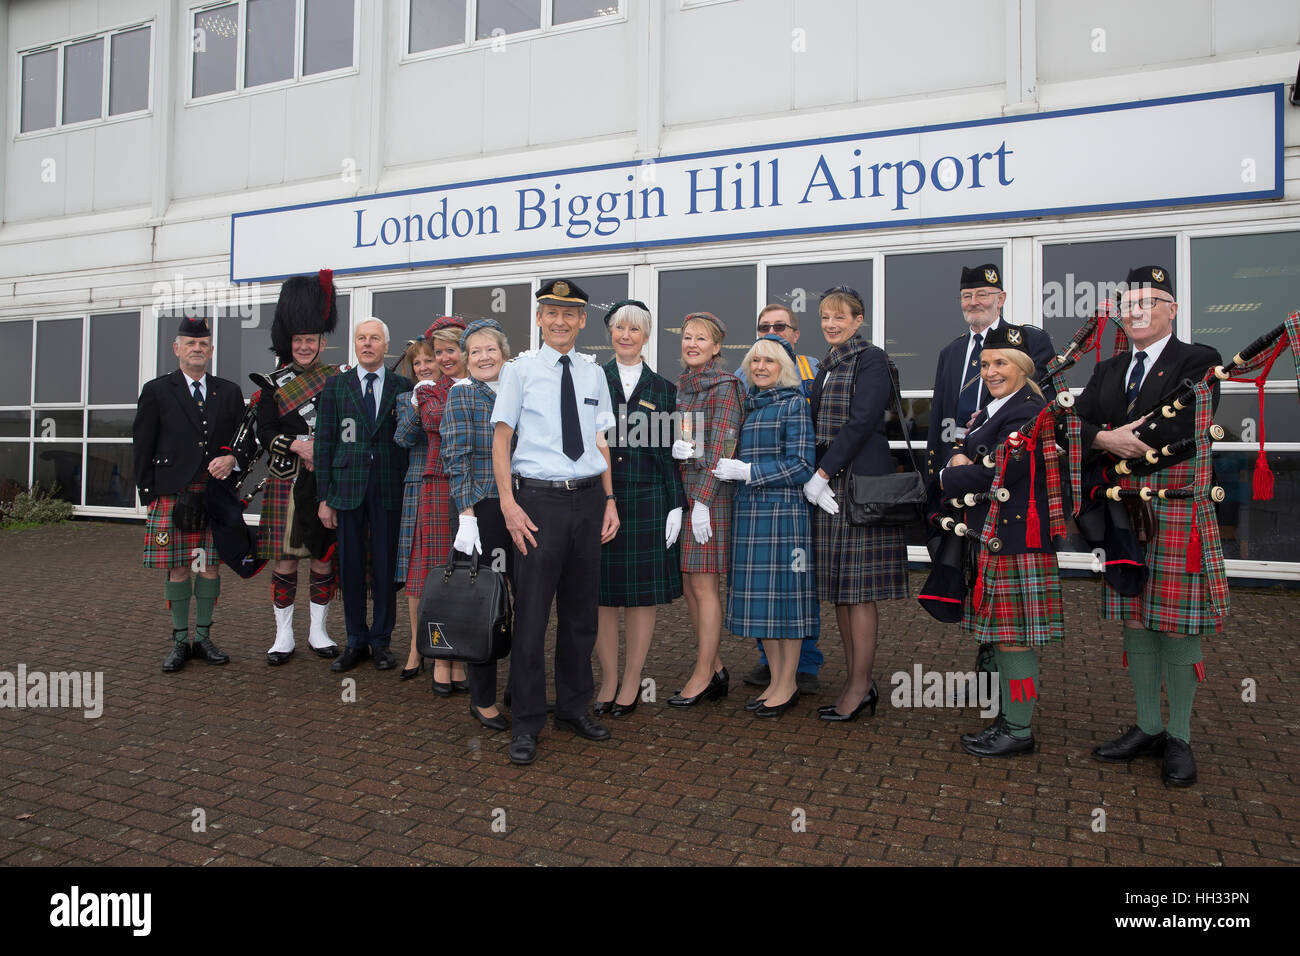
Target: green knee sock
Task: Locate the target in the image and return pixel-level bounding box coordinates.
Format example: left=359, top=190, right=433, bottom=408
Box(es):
left=995, top=646, right=1039, bottom=738
left=165, top=579, right=192, bottom=642
left=1161, top=632, right=1202, bottom=745
left=1123, top=626, right=1164, bottom=735
left=193, top=576, right=220, bottom=641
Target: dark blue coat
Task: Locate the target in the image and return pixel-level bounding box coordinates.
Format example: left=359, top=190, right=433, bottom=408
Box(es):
left=811, top=343, right=896, bottom=479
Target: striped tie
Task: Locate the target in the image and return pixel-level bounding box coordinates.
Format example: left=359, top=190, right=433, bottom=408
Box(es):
left=1126, top=351, right=1147, bottom=421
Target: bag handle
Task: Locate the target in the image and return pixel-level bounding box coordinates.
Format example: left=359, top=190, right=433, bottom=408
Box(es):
left=442, top=547, right=479, bottom=582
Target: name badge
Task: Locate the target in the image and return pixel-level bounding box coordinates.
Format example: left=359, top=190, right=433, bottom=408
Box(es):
left=637, top=399, right=656, bottom=410
left=584, top=397, right=599, bottom=406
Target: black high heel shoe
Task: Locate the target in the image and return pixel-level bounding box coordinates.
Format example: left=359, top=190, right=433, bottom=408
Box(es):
left=609, top=698, right=637, bottom=717
left=593, top=684, right=618, bottom=716
left=819, top=682, right=879, bottom=722
left=399, top=659, right=425, bottom=681
left=431, top=670, right=452, bottom=697
left=754, top=691, right=800, bottom=718
left=469, top=702, right=509, bottom=732
left=668, top=669, right=729, bottom=707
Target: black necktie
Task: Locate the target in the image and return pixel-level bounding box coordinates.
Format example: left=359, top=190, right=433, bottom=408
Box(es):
left=559, top=355, right=582, bottom=461
left=956, top=332, right=982, bottom=425
left=364, top=372, right=378, bottom=423
left=1126, top=351, right=1147, bottom=421
left=192, top=380, right=204, bottom=408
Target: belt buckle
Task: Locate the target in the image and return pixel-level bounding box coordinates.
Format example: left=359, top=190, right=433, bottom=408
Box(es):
left=563, top=478, right=576, bottom=491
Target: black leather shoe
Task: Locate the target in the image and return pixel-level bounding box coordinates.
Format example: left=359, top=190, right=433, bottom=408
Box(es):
left=742, top=663, right=770, bottom=686
left=592, top=697, right=615, bottom=716
left=554, top=714, right=611, bottom=741
left=470, top=702, right=509, bottom=732
left=960, top=716, right=1005, bottom=746
left=451, top=678, right=469, bottom=693
left=668, top=670, right=729, bottom=707
left=308, top=643, right=339, bottom=659
left=372, top=647, right=396, bottom=670
left=1161, top=736, right=1197, bottom=787
left=509, top=734, right=538, bottom=765
left=796, top=672, right=820, bottom=695
left=820, top=685, right=878, bottom=722
left=162, top=642, right=190, bottom=673
left=330, top=646, right=366, bottom=672
left=609, top=698, right=637, bottom=717
left=1092, top=725, right=1167, bottom=763
left=266, top=649, right=294, bottom=666
left=399, top=659, right=425, bottom=680
left=431, top=678, right=453, bottom=697
left=754, top=691, right=800, bottom=719
left=744, top=697, right=767, bottom=712
left=192, top=638, right=229, bottom=664
left=963, top=728, right=1034, bottom=757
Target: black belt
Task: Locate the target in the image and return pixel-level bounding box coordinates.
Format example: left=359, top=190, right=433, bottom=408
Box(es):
left=512, top=475, right=601, bottom=491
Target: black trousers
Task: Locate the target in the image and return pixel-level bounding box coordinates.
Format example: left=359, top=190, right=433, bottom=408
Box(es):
left=337, top=472, right=401, bottom=649
left=467, top=497, right=512, bottom=709
left=508, top=483, right=603, bottom=736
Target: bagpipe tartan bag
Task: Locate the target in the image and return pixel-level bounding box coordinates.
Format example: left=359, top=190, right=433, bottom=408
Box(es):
left=415, top=549, right=511, bottom=665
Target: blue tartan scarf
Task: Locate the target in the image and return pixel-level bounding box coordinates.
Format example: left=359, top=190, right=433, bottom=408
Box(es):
left=815, top=334, right=869, bottom=446
left=744, top=384, right=800, bottom=414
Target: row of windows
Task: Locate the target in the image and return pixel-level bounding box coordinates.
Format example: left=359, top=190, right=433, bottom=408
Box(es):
left=19, top=25, right=151, bottom=132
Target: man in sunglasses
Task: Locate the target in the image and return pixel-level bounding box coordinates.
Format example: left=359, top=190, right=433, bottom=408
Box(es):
left=735, top=304, right=819, bottom=400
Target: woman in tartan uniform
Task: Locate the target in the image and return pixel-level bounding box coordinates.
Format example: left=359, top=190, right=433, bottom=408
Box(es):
left=594, top=301, right=686, bottom=717
left=715, top=334, right=817, bottom=718
left=940, top=324, right=1061, bottom=756
left=408, top=316, right=469, bottom=693
left=670, top=312, right=744, bottom=707
left=393, top=337, right=436, bottom=678
left=804, top=288, right=909, bottom=721
left=440, top=319, right=515, bottom=730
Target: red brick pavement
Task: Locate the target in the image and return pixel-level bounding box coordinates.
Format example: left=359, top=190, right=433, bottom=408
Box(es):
left=0, top=520, right=1296, bottom=866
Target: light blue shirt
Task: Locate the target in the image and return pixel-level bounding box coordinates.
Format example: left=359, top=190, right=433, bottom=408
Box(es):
left=355, top=363, right=385, bottom=420
left=491, top=343, right=615, bottom=481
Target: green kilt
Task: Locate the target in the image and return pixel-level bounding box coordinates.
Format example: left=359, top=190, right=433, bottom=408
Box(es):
left=142, top=479, right=218, bottom=570
left=960, top=551, right=1064, bottom=646
left=600, top=476, right=682, bottom=606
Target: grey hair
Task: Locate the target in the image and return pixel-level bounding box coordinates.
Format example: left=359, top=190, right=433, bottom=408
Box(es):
left=464, top=326, right=512, bottom=363
left=741, top=338, right=800, bottom=389
left=356, top=316, right=391, bottom=345
left=606, top=303, right=653, bottom=340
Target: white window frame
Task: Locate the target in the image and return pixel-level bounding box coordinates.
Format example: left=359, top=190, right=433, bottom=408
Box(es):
left=401, top=0, right=626, bottom=63
left=13, top=20, right=153, bottom=139
left=187, top=0, right=360, bottom=105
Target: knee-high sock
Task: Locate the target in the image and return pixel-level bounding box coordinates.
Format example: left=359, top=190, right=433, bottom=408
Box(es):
left=1160, top=632, right=1202, bottom=744
left=193, top=576, right=220, bottom=641
left=1123, top=626, right=1164, bottom=735
left=272, top=570, right=297, bottom=609
left=165, top=579, right=191, bottom=641
left=309, top=569, right=336, bottom=605
left=995, top=646, right=1039, bottom=738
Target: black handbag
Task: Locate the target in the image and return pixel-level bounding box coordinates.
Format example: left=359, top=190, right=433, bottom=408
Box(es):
left=416, top=549, right=512, bottom=665
left=845, top=355, right=927, bottom=528
left=172, top=488, right=210, bottom=532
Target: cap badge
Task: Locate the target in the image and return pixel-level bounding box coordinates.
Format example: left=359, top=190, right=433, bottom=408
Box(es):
left=155, top=531, right=170, bottom=547
left=554, top=281, right=570, bottom=297
left=1151, top=268, right=1165, bottom=283
left=984, top=268, right=998, bottom=284
left=1007, top=328, right=1022, bottom=345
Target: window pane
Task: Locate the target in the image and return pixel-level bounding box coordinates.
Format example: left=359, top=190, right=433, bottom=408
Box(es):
left=476, top=0, right=541, bottom=39
left=0, top=444, right=31, bottom=499
left=88, top=409, right=137, bottom=438
left=372, top=287, right=448, bottom=364
left=246, top=0, right=296, bottom=87
left=63, top=37, right=105, bottom=124
left=1191, top=231, right=1300, bottom=383
left=109, top=27, right=151, bottom=115
left=33, top=443, right=82, bottom=504
left=570, top=273, right=629, bottom=361
left=20, top=49, right=57, bottom=132
left=1214, top=451, right=1300, bottom=562
left=410, top=0, right=465, bottom=52
left=304, top=0, right=354, bottom=75
left=215, top=304, right=273, bottom=393
left=34, top=410, right=83, bottom=440
left=0, top=412, right=30, bottom=438
left=884, top=248, right=1001, bottom=394
left=1041, top=236, right=1176, bottom=389
left=0, top=322, right=33, bottom=405
left=35, top=318, right=83, bottom=404
left=765, top=260, right=874, bottom=371
left=1214, top=392, right=1300, bottom=444
left=450, top=284, right=532, bottom=361
left=553, top=0, right=618, bottom=25
left=656, top=264, right=756, bottom=381
left=193, top=4, right=240, bottom=97
left=89, top=312, right=140, bottom=405
left=85, top=444, right=134, bottom=507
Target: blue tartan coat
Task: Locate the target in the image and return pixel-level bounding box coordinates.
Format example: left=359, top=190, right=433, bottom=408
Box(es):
left=439, top=379, right=500, bottom=513
left=393, top=392, right=428, bottom=583
left=725, top=385, right=820, bottom=640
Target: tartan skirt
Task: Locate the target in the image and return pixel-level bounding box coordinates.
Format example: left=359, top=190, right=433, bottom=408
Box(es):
left=680, top=486, right=735, bottom=575
left=1103, top=462, right=1225, bottom=634
left=726, top=489, right=819, bottom=639
left=813, top=470, right=908, bottom=604
left=142, top=480, right=218, bottom=570
left=255, top=475, right=291, bottom=560
left=600, top=477, right=682, bottom=607
left=406, top=477, right=454, bottom=599
left=960, top=551, right=1064, bottom=646
left=394, top=479, right=422, bottom=584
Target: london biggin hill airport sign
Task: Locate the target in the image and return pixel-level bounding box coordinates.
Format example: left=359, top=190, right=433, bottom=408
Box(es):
left=230, top=85, right=1282, bottom=283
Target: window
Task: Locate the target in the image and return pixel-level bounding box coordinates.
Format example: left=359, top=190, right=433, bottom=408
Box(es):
left=192, top=0, right=356, bottom=99
left=18, top=24, right=152, bottom=133
left=656, top=265, right=756, bottom=381
left=450, top=284, right=533, bottom=357
left=407, top=0, right=622, bottom=55
left=569, top=273, right=629, bottom=359
left=765, top=259, right=874, bottom=367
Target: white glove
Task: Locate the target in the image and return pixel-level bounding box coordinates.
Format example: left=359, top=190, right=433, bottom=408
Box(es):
left=691, top=500, right=712, bottom=544
left=671, top=439, right=696, bottom=461
left=711, top=458, right=751, bottom=483
left=815, top=488, right=840, bottom=515
left=453, top=514, right=482, bottom=555
left=411, top=379, right=439, bottom=406
left=803, top=472, right=829, bottom=505
left=665, top=507, right=683, bottom=548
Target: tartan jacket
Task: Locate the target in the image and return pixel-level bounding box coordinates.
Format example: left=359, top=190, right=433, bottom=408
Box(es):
left=736, top=385, right=815, bottom=497
left=604, top=360, right=686, bottom=511
left=415, top=374, right=456, bottom=480
left=314, top=367, right=412, bottom=511
left=439, top=378, right=499, bottom=513
left=392, top=393, right=429, bottom=484
left=676, top=360, right=745, bottom=508
left=811, top=336, right=896, bottom=480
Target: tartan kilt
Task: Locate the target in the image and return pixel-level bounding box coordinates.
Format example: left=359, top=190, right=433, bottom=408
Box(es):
left=726, top=488, right=819, bottom=639
left=255, top=475, right=291, bottom=560
left=1103, top=461, right=1225, bottom=634
left=960, top=551, right=1064, bottom=646
left=600, top=477, right=682, bottom=606
left=394, top=479, right=422, bottom=584
left=142, top=480, right=218, bottom=570
left=406, top=477, right=454, bottom=599
left=813, top=470, right=908, bottom=603
left=680, top=485, right=735, bottom=574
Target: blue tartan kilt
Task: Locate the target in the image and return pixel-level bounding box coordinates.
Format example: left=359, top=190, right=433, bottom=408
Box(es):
left=600, top=477, right=683, bottom=607
left=725, top=488, right=820, bottom=640
left=394, top=478, right=422, bottom=584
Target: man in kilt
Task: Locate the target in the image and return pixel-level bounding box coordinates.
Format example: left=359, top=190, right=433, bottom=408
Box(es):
left=256, top=271, right=343, bottom=665
left=133, top=316, right=252, bottom=673
left=1073, top=266, right=1224, bottom=786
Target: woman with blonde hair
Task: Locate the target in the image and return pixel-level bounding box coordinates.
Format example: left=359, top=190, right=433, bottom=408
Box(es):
left=394, top=335, right=437, bottom=678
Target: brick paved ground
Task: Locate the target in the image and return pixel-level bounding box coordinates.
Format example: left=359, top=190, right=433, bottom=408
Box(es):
left=0, top=520, right=1296, bottom=867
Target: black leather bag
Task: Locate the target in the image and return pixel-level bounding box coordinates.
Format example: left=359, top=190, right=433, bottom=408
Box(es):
left=172, top=488, right=210, bottom=532
left=845, top=358, right=926, bottom=528
left=415, top=550, right=512, bottom=665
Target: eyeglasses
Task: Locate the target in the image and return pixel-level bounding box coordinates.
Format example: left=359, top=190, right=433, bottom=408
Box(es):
left=757, top=322, right=791, bottom=334
left=1119, top=296, right=1174, bottom=316
left=960, top=290, right=1001, bottom=303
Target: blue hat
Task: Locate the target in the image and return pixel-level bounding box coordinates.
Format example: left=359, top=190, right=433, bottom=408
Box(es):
left=757, top=333, right=797, bottom=364
left=460, top=318, right=504, bottom=350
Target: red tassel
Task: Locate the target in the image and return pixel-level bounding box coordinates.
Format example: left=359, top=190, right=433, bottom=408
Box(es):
left=1023, top=676, right=1038, bottom=701
left=1009, top=679, right=1022, bottom=703
left=1194, top=662, right=1206, bottom=683
left=1252, top=450, right=1274, bottom=501
left=1122, top=651, right=1127, bottom=668
left=1186, top=521, right=1202, bottom=574
left=1025, top=501, right=1041, bottom=550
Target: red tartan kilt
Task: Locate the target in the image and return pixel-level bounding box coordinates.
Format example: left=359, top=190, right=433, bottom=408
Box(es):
left=679, top=491, right=732, bottom=574
left=960, top=551, right=1063, bottom=646
left=406, top=477, right=454, bottom=598
left=142, top=480, right=219, bottom=570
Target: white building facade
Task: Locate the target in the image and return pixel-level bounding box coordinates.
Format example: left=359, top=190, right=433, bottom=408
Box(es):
left=2, top=0, right=1299, bottom=578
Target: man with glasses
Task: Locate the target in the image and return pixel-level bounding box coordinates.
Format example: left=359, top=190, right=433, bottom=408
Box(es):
left=1072, top=266, right=1223, bottom=787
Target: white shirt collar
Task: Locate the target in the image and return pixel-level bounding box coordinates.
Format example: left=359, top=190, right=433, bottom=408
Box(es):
left=984, top=391, right=1012, bottom=419
left=356, top=364, right=385, bottom=387
left=182, top=371, right=208, bottom=391
left=1131, top=332, right=1172, bottom=367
